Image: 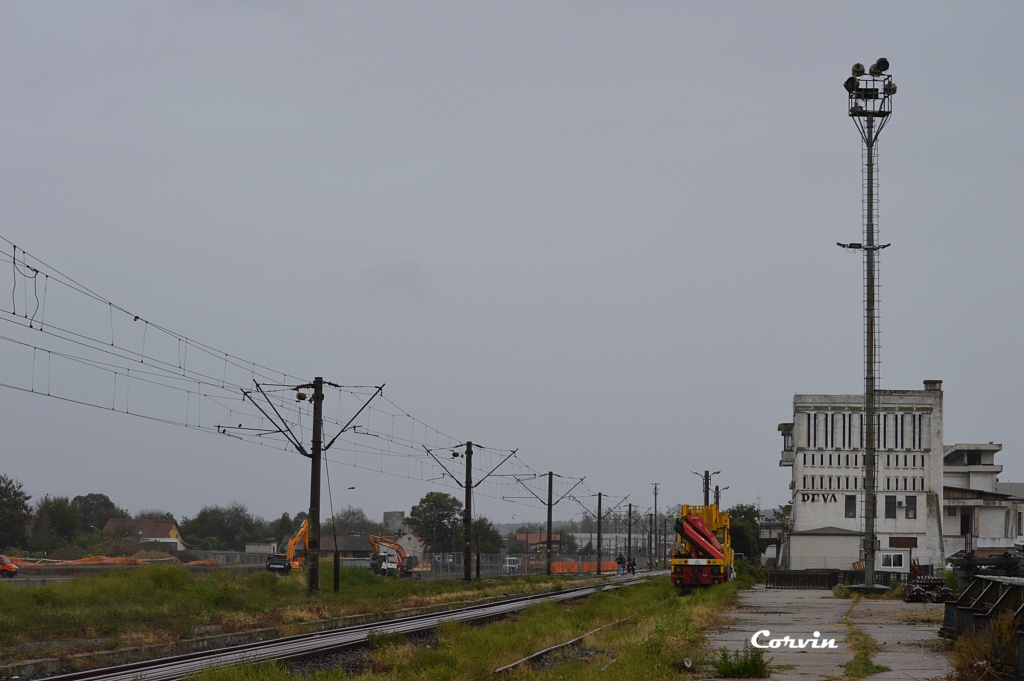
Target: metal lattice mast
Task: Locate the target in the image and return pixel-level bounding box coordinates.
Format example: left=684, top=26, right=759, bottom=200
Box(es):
left=838, top=59, right=896, bottom=588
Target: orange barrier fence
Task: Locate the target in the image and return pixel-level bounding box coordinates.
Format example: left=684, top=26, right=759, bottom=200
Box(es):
left=549, top=561, right=619, bottom=574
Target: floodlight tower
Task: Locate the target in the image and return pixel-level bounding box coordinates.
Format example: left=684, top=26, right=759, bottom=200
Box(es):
left=838, top=58, right=897, bottom=589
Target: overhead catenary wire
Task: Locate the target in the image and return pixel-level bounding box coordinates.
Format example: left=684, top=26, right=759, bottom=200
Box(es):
left=0, top=236, right=632, bottom=520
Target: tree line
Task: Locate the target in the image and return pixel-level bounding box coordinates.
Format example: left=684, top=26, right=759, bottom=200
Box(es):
left=0, top=474, right=768, bottom=559
left=0, top=475, right=508, bottom=555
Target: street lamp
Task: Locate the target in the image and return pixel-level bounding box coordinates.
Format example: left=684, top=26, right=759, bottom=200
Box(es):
left=690, top=470, right=721, bottom=506
left=714, top=485, right=730, bottom=507
left=838, top=58, right=897, bottom=590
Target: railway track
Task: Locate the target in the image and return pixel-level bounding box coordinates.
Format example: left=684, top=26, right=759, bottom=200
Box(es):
left=43, top=576, right=650, bottom=681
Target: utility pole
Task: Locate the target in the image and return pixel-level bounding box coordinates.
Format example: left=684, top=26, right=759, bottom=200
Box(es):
left=424, top=440, right=516, bottom=583
left=307, top=376, right=323, bottom=595
left=627, top=503, right=632, bottom=563
left=242, top=380, right=382, bottom=596
left=651, top=483, right=659, bottom=569
left=596, top=492, right=603, bottom=575
left=648, top=512, right=654, bottom=569
left=463, top=441, right=473, bottom=583
left=662, top=517, right=668, bottom=568
left=546, top=471, right=554, bottom=576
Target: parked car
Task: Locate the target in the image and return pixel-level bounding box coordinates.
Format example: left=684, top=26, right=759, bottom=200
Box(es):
left=0, top=555, right=20, bottom=578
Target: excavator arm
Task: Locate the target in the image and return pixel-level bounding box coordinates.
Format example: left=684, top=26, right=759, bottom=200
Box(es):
left=286, top=520, right=309, bottom=570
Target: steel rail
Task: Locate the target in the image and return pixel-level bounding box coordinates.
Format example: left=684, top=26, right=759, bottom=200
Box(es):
left=43, top=577, right=648, bottom=681
left=493, top=617, right=630, bottom=674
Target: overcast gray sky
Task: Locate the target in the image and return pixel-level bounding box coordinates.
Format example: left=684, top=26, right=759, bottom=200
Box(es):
left=2, top=3, right=1022, bottom=529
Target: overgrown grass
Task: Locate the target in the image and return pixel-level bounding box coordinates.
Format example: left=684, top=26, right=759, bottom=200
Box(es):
left=182, top=572, right=761, bottom=680
left=946, top=611, right=1017, bottom=681
left=0, top=564, right=607, bottom=664
left=6, top=566, right=764, bottom=679
left=840, top=605, right=890, bottom=678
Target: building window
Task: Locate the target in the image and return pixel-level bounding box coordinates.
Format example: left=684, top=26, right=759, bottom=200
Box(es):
left=845, top=495, right=856, bottom=518
left=845, top=476, right=850, bottom=489
left=886, top=477, right=891, bottom=491
left=887, top=454, right=891, bottom=468
left=803, top=476, right=807, bottom=489
left=845, top=454, right=850, bottom=467
left=810, top=477, right=815, bottom=490
left=803, top=453, right=807, bottom=466
left=881, top=552, right=904, bottom=568
left=947, top=506, right=956, bottom=517
left=819, top=476, right=824, bottom=489
left=828, top=477, right=833, bottom=490
left=885, top=495, right=897, bottom=519
left=854, top=454, right=859, bottom=467
left=905, top=496, right=917, bottom=519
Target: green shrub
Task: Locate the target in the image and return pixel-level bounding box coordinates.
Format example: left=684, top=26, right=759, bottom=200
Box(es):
left=711, top=643, right=771, bottom=678
left=141, top=564, right=191, bottom=591
left=832, top=584, right=853, bottom=599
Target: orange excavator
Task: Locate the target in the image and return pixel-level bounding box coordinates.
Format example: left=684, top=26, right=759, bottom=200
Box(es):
left=368, top=535, right=432, bottom=578
left=267, top=520, right=309, bottom=574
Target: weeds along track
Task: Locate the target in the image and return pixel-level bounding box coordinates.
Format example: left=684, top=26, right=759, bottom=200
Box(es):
left=492, top=617, right=631, bottom=675
left=40, top=577, right=650, bottom=681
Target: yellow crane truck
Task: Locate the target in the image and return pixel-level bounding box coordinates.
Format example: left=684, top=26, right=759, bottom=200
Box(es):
left=670, top=504, right=734, bottom=594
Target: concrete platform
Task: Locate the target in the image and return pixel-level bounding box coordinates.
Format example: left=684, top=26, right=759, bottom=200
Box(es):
left=704, top=584, right=950, bottom=680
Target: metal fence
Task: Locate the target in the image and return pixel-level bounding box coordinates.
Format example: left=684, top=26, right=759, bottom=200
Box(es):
left=766, top=569, right=911, bottom=590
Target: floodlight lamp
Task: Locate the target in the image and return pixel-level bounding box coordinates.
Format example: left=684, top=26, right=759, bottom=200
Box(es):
left=884, top=81, right=897, bottom=96
left=844, top=76, right=858, bottom=93
left=874, top=57, right=890, bottom=73
left=869, top=63, right=881, bottom=76
left=852, top=63, right=865, bottom=76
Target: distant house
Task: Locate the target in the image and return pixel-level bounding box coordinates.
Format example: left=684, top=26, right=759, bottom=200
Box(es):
left=393, top=532, right=425, bottom=560
left=319, top=534, right=374, bottom=559
left=514, top=533, right=562, bottom=552
left=102, top=518, right=187, bottom=551
left=244, top=539, right=277, bottom=554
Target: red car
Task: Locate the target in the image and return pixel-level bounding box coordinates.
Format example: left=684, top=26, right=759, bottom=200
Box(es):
left=0, top=555, right=20, bottom=578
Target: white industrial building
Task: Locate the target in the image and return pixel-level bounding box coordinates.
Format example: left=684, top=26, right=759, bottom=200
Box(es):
left=778, top=379, right=1022, bottom=574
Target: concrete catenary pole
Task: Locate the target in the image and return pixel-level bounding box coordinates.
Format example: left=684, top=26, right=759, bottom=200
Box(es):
left=307, top=376, right=323, bottom=595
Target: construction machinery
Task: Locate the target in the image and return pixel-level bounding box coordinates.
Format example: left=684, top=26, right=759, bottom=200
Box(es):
left=368, top=535, right=432, bottom=578
left=0, top=555, right=20, bottom=578
left=670, top=504, right=734, bottom=594
left=267, top=520, right=309, bottom=573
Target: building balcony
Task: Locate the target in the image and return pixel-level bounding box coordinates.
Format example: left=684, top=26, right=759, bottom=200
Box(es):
left=779, top=450, right=795, bottom=467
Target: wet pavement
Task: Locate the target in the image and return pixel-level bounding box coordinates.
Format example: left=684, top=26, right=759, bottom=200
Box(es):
left=703, top=584, right=950, bottom=680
